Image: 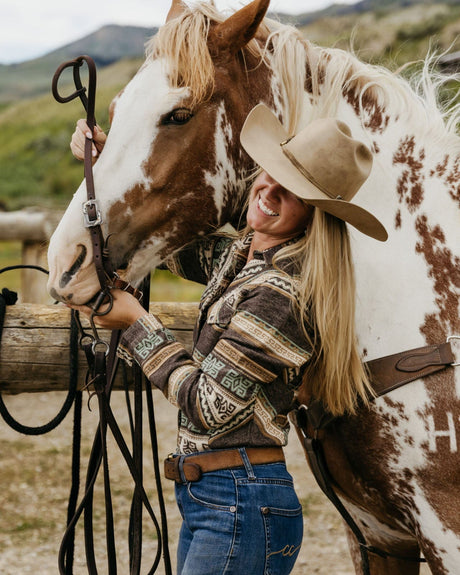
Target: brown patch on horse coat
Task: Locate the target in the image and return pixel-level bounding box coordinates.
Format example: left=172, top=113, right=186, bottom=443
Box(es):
left=415, top=215, right=460, bottom=337
left=344, top=86, right=390, bottom=133
left=393, top=141, right=460, bottom=551
left=393, top=137, right=425, bottom=213
left=325, top=403, right=421, bottom=534
left=430, top=154, right=460, bottom=207
left=417, top=368, right=460, bottom=542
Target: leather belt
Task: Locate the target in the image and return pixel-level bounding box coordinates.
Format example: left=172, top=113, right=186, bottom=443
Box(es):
left=164, top=447, right=285, bottom=483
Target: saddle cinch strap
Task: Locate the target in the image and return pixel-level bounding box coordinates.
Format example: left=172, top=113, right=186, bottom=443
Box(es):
left=366, top=339, right=455, bottom=397
left=293, top=338, right=458, bottom=575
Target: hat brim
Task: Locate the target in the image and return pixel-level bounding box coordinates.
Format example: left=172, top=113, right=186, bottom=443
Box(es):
left=240, top=104, right=388, bottom=242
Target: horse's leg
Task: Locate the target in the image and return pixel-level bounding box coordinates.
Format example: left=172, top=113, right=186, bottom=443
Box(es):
left=344, top=526, right=422, bottom=575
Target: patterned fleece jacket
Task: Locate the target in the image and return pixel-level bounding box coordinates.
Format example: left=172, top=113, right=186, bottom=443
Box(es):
left=118, top=233, right=312, bottom=454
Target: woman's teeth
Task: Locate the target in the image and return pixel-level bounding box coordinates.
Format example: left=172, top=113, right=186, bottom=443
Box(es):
left=258, top=197, right=279, bottom=216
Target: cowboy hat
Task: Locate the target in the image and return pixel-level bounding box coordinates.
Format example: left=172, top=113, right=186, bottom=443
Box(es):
left=240, top=104, right=388, bottom=241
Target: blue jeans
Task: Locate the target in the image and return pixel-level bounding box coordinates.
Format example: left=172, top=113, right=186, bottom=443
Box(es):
left=174, top=449, right=303, bottom=575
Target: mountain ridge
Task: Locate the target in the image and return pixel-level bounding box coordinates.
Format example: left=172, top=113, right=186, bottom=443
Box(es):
left=1, top=0, right=459, bottom=209
left=0, top=24, right=157, bottom=103
left=2, top=0, right=459, bottom=103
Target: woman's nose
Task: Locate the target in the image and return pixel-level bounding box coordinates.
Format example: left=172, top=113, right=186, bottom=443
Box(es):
left=265, top=179, right=284, bottom=199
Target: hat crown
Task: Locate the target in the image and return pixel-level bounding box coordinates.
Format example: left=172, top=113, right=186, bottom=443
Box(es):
left=281, top=118, right=373, bottom=202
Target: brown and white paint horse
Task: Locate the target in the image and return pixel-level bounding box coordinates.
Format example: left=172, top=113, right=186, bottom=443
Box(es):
left=47, top=0, right=460, bottom=573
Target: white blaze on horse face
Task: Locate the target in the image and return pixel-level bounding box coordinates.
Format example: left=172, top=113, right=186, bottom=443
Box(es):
left=204, top=103, right=239, bottom=220
left=47, top=58, right=187, bottom=303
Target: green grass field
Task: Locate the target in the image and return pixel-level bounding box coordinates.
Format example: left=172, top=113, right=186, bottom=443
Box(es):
left=0, top=242, right=22, bottom=293
left=0, top=241, right=203, bottom=303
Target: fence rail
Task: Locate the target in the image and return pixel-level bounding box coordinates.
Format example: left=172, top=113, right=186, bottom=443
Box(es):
left=0, top=302, right=198, bottom=394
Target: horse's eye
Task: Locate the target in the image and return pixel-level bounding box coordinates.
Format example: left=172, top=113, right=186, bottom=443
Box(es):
left=162, top=108, right=193, bottom=125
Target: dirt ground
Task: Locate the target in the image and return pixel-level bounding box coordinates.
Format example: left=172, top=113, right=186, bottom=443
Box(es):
left=0, top=391, right=431, bottom=575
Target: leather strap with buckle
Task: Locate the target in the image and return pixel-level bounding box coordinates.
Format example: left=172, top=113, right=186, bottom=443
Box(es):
left=164, top=447, right=285, bottom=483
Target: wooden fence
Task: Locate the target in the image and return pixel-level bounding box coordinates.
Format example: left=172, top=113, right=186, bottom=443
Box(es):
left=0, top=211, right=199, bottom=395
left=0, top=302, right=198, bottom=394
left=0, top=209, right=62, bottom=304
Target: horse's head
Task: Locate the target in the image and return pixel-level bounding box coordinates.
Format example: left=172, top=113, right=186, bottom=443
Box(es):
left=47, top=0, right=275, bottom=304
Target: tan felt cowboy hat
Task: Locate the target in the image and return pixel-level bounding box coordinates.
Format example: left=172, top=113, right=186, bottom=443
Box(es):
left=240, top=104, right=388, bottom=241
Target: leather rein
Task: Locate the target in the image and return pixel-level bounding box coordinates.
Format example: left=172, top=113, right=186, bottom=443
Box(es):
left=293, top=337, right=459, bottom=574
left=52, top=55, right=142, bottom=311
left=52, top=56, right=172, bottom=575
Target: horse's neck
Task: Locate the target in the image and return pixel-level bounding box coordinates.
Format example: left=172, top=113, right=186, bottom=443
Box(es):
left=341, top=113, right=460, bottom=358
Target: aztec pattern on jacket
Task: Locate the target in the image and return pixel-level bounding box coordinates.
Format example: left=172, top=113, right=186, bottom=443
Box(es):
left=118, top=233, right=312, bottom=454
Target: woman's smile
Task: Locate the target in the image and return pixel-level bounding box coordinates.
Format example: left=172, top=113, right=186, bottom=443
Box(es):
left=258, top=195, right=279, bottom=217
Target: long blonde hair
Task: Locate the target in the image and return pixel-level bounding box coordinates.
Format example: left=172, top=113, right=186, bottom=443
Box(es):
left=274, top=210, right=374, bottom=416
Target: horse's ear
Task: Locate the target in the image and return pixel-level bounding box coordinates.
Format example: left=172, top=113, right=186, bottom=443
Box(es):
left=166, top=0, right=187, bottom=22
left=209, top=0, right=270, bottom=57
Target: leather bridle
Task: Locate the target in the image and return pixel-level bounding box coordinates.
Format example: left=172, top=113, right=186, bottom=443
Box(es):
left=51, top=56, right=172, bottom=575
left=52, top=55, right=142, bottom=314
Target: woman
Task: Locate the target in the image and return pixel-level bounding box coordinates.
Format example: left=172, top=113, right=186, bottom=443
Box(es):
left=69, top=103, right=387, bottom=575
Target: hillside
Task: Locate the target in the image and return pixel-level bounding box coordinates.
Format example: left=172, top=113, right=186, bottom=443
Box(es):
left=0, top=25, right=156, bottom=104
left=2, top=0, right=459, bottom=105
left=0, top=0, right=459, bottom=210
left=0, top=58, right=142, bottom=210
left=296, top=0, right=460, bottom=67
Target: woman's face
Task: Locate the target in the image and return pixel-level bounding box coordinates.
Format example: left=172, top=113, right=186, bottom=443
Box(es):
left=247, top=171, right=313, bottom=244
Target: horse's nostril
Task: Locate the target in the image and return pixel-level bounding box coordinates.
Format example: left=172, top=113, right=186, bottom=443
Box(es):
left=49, top=287, right=60, bottom=301
left=59, top=244, right=87, bottom=288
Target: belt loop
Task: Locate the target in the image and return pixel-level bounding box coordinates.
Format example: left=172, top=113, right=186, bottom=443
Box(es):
left=178, top=455, right=188, bottom=484
left=239, top=448, right=255, bottom=480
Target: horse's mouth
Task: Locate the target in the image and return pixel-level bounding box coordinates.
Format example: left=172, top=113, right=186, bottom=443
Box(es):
left=59, top=244, right=87, bottom=289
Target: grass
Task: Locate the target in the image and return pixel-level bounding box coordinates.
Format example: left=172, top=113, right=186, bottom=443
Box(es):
left=0, top=241, right=22, bottom=293
left=0, top=239, right=203, bottom=302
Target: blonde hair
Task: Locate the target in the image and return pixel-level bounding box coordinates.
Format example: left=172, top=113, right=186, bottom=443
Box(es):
left=274, top=210, right=374, bottom=416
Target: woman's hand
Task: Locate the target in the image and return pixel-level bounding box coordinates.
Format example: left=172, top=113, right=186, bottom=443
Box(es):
left=68, top=288, right=148, bottom=330
left=70, top=119, right=107, bottom=163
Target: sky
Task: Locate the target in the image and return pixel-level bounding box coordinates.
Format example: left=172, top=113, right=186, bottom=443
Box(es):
left=0, top=0, right=359, bottom=64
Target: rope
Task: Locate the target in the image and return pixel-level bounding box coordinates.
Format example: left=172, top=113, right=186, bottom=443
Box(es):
left=4, top=50, right=172, bottom=570
left=0, top=265, right=78, bottom=435
left=0, top=264, right=82, bottom=571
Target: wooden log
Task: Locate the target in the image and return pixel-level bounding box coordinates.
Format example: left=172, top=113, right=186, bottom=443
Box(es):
left=0, top=210, right=61, bottom=242
left=0, top=302, right=199, bottom=394
left=20, top=241, right=50, bottom=304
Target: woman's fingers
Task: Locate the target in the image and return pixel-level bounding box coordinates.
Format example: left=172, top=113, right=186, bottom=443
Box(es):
left=67, top=289, right=147, bottom=331
left=70, top=119, right=107, bottom=162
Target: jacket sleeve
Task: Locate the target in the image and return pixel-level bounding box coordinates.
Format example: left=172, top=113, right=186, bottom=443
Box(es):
left=159, top=235, right=233, bottom=285
left=118, top=283, right=312, bottom=434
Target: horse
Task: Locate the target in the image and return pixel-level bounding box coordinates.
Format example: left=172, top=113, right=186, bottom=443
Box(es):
left=47, top=0, right=460, bottom=573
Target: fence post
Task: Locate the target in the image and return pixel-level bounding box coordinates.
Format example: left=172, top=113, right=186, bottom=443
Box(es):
left=21, top=240, right=49, bottom=303
left=0, top=209, right=61, bottom=304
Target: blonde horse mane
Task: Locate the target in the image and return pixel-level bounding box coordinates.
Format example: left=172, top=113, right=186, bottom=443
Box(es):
left=147, top=1, right=459, bottom=143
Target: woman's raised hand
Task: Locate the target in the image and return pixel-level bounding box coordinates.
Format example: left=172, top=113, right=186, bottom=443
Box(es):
left=70, top=118, right=107, bottom=163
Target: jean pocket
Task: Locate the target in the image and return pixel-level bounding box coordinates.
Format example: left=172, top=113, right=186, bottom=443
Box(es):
left=187, top=471, right=236, bottom=511
left=261, top=505, right=303, bottom=575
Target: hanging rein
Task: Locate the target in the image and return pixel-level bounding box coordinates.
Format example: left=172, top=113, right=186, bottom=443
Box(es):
left=44, top=55, right=172, bottom=575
